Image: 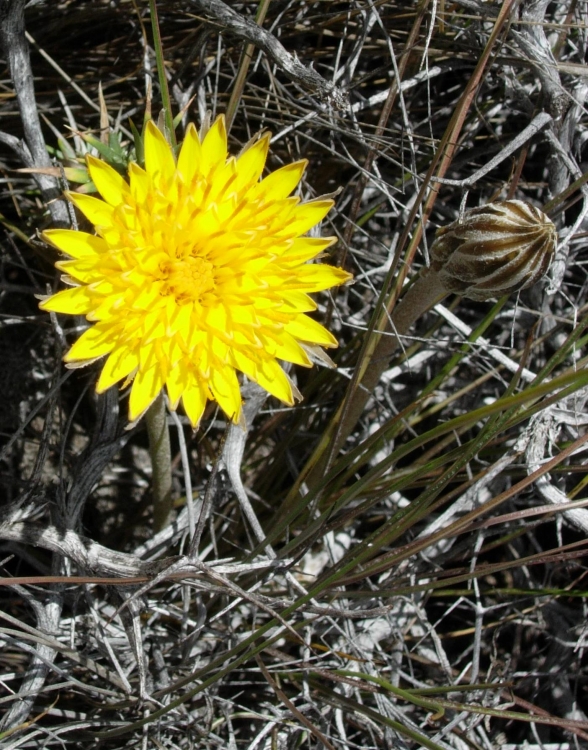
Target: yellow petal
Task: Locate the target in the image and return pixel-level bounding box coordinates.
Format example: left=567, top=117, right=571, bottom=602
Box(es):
left=68, top=192, right=115, bottom=227
left=202, top=304, right=228, bottom=335
left=181, top=378, right=209, bottom=427
left=209, top=363, right=241, bottom=422
left=55, top=258, right=104, bottom=284
left=200, top=115, right=227, bottom=177
left=166, top=363, right=187, bottom=408
left=177, top=122, right=202, bottom=184
left=128, top=363, right=164, bottom=421
left=254, top=359, right=294, bottom=404
left=167, top=300, right=193, bottom=338
left=137, top=339, right=161, bottom=372
left=97, top=346, right=138, bottom=392
left=281, top=236, right=337, bottom=265
left=230, top=348, right=258, bottom=380
left=87, top=294, right=120, bottom=322
left=43, top=229, right=108, bottom=259
left=87, top=155, right=128, bottom=206
left=296, top=264, right=352, bottom=292
left=268, top=331, right=312, bottom=366
left=39, top=285, right=94, bottom=315
left=129, top=162, right=149, bottom=204
left=280, top=291, right=317, bottom=312
left=234, top=133, right=270, bottom=192
left=144, top=120, right=176, bottom=187
left=65, top=324, right=115, bottom=362
left=258, top=160, right=307, bottom=200
left=282, top=200, right=334, bottom=237
left=132, top=283, right=166, bottom=311
left=285, top=314, right=339, bottom=347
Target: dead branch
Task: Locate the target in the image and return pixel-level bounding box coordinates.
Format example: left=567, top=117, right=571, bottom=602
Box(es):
left=188, top=0, right=347, bottom=109
left=0, top=0, right=68, bottom=224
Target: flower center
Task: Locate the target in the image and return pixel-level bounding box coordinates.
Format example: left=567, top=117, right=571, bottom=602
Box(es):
left=160, top=255, right=216, bottom=304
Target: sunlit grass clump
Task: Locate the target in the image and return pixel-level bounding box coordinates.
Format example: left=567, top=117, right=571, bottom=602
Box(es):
left=40, top=117, right=351, bottom=425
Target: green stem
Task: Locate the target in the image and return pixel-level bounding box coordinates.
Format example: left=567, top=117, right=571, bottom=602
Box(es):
left=225, top=0, right=271, bottom=133
left=148, top=0, right=176, bottom=148
left=146, top=391, right=173, bottom=532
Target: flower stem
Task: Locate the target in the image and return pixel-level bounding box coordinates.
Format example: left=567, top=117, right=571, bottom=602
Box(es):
left=146, top=391, right=173, bottom=532
left=148, top=0, right=176, bottom=148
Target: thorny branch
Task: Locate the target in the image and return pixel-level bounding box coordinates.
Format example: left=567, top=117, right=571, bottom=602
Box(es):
left=0, top=518, right=292, bottom=582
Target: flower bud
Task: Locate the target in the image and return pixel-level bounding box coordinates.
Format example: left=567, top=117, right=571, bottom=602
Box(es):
left=429, top=200, right=556, bottom=301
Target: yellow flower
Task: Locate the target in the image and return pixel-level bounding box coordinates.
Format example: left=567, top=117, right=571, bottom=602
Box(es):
left=40, top=117, right=351, bottom=426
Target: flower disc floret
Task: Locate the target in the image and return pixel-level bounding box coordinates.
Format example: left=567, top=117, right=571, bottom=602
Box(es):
left=40, top=117, right=351, bottom=425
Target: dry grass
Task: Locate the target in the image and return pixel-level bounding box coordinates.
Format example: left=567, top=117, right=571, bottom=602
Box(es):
left=1, top=0, right=588, bottom=748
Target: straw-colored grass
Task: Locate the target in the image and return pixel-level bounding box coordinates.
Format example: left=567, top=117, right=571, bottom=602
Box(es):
left=1, top=1, right=588, bottom=747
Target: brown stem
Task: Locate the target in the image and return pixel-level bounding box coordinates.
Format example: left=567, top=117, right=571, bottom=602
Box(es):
left=0, top=0, right=68, bottom=225
left=146, top=391, right=173, bottom=532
